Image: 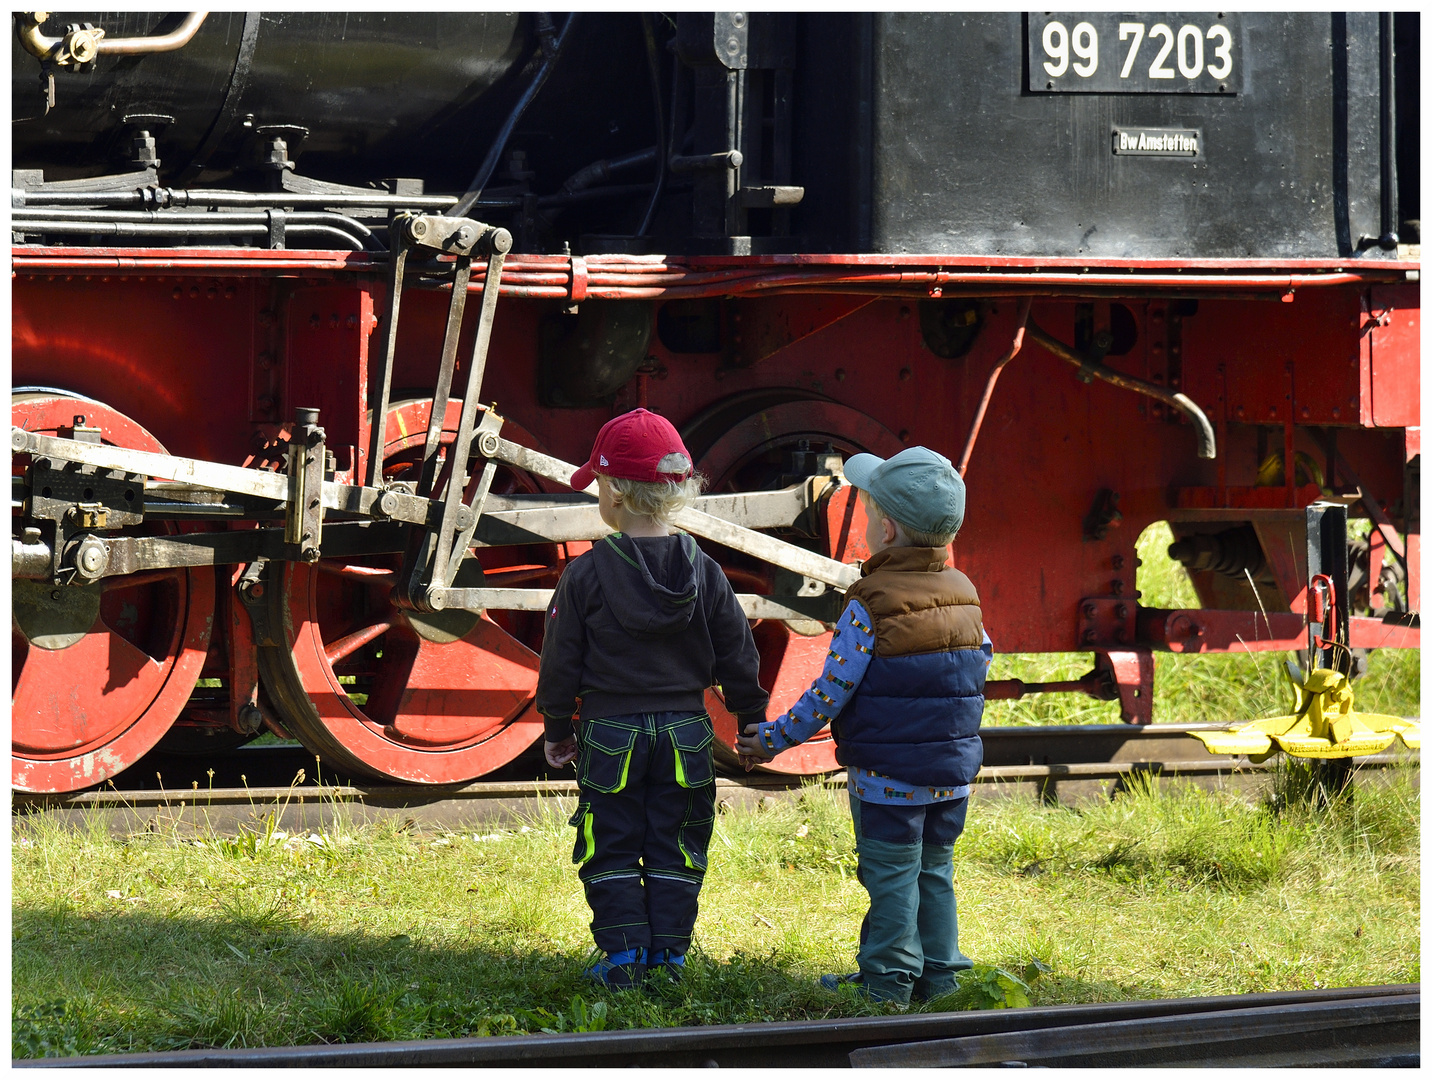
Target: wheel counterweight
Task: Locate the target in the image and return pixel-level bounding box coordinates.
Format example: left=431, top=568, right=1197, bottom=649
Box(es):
left=12, top=394, right=215, bottom=793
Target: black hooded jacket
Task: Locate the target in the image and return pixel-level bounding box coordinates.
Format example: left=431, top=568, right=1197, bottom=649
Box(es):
left=535, top=532, right=768, bottom=740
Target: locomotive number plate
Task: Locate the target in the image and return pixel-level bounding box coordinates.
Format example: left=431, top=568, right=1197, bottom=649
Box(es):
left=1027, top=13, right=1241, bottom=94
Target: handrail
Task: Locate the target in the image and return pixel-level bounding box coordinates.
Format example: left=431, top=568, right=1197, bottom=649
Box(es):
left=15, top=11, right=208, bottom=64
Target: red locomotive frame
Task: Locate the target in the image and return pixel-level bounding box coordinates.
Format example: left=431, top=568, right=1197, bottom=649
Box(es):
left=12, top=244, right=1421, bottom=791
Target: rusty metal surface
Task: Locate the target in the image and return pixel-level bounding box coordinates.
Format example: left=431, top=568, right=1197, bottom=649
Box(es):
left=13, top=986, right=1417, bottom=1069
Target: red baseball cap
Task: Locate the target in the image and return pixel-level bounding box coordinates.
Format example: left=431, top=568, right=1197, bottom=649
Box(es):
left=570, top=408, right=694, bottom=491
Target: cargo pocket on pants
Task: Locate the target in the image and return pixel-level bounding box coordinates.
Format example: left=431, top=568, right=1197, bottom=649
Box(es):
left=669, top=714, right=714, bottom=789
left=578, top=718, right=637, bottom=794
left=677, top=791, right=715, bottom=873
left=569, top=801, right=595, bottom=865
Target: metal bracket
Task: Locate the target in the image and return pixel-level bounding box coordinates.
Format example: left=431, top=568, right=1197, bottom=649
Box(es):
left=394, top=213, right=511, bottom=258
left=1093, top=648, right=1155, bottom=725
left=285, top=408, right=325, bottom=561
left=25, top=458, right=145, bottom=529
left=236, top=558, right=280, bottom=648
left=1305, top=501, right=1351, bottom=673
left=1078, top=596, right=1136, bottom=647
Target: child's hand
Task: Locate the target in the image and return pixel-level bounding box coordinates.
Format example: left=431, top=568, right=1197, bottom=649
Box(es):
left=735, top=722, right=774, bottom=772
left=544, top=737, right=578, bottom=769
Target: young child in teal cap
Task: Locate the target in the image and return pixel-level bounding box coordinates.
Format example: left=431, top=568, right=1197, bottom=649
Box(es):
left=737, top=446, right=991, bottom=1006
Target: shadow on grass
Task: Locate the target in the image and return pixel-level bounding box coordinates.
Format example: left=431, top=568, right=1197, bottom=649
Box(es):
left=12, top=902, right=929, bottom=1058
left=13, top=902, right=1175, bottom=1060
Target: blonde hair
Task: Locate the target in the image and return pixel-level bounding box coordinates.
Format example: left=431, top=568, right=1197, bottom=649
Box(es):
left=861, top=489, right=957, bottom=548
left=606, top=453, right=705, bottom=525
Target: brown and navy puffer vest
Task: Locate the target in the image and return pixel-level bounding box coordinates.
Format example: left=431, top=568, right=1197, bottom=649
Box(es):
left=834, top=546, right=988, bottom=787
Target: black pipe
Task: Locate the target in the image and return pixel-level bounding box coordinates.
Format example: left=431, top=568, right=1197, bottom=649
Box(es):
left=559, top=147, right=658, bottom=195
left=11, top=220, right=365, bottom=250
left=16, top=189, right=458, bottom=211
left=448, top=12, right=581, bottom=220
left=16, top=207, right=380, bottom=249
left=635, top=13, right=667, bottom=238
left=1378, top=12, right=1398, bottom=249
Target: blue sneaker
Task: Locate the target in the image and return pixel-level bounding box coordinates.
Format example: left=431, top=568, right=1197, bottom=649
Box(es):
left=648, top=949, right=686, bottom=982
left=585, top=947, right=647, bottom=989
left=820, top=971, right=863, bottom=992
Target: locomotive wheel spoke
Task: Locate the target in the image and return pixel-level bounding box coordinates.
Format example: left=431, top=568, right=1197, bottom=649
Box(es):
left=11, top=394, right=214, bottom=793
left=480, top=564, right=563, bottom=586
left=324, top=620, right=393, bottom=666
left=316, top=563, right=398, bottom=584
left=255, top=399, right=556, bottom=785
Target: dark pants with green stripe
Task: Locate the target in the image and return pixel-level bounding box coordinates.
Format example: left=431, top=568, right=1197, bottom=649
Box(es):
left=569, top=711, right=716, bottom=956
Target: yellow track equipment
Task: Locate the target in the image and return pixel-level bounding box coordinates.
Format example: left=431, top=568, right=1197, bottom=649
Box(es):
left=1192, top=661, right=1420, bottom=761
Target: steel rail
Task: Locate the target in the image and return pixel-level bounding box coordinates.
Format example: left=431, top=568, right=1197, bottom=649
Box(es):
left=851, top=990, right=1419, bottom=1068
left=14, top=722, right=1416, bottom=808
left=24, top=721, right=1229, bottom=793
left=13, top=751, right=1415, bottom=814
left=13, top=986, right=1416, bottom=1068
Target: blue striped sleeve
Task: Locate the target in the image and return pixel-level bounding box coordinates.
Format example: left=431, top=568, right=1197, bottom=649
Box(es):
left=756, top=599, right=876, bottom=753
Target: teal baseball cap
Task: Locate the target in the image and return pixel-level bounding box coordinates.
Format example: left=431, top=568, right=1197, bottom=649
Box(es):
left=843, top=446, right=965, bottom=538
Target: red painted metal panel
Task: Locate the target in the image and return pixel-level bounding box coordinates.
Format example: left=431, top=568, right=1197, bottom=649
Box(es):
left=12, top=276, right=258, bottom=468
left=283, top=284, right=374, bottom=483
left=1367, top=285, right=1421, bottom=429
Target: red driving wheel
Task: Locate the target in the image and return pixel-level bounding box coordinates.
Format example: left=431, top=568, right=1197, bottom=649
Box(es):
left=257, top=400, right=559, bottom=784
left=12, top=393, right=215, bottom=792
left=687, top=398, right=905, bottom=775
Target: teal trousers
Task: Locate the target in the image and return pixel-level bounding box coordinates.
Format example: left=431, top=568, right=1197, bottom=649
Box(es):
left=850, top=792, right=972, bottom=1003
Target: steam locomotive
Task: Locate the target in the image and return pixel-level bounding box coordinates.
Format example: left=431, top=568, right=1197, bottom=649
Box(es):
left=11, top=12, right=1420, bottom=793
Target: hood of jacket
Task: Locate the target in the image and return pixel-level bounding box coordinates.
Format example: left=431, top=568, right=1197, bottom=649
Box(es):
left=592, top=532, right=701, bottom=636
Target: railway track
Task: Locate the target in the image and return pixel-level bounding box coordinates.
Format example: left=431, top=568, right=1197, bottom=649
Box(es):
left=15, top=985, right=1417, bottom=1068
left=12, top=724, right=1417, bottom=833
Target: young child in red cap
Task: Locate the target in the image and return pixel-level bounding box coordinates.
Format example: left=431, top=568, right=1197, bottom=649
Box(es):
left=536, top=408, right=768, bottom=989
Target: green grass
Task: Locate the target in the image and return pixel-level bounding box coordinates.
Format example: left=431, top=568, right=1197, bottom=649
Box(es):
left=983, top=521, right=1421, bottom=726
left=13, top=764, right=1419, bottom=1057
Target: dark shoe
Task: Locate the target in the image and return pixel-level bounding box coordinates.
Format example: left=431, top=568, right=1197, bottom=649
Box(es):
left=820, top=971, right=909, bottom=1008
left=648, top=948, right=686, bottom=983
left=585, top=947, right=647, bottom=989
left=912, top=979, right=957, bottom=1004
